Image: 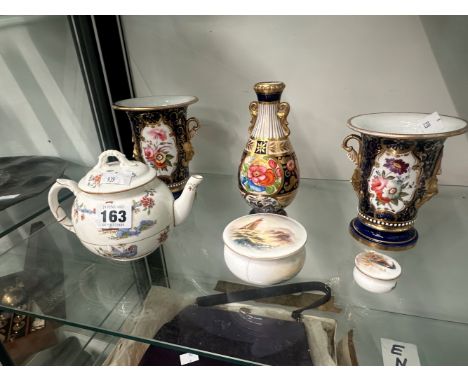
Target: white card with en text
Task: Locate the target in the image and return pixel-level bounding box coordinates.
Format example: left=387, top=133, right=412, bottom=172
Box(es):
left=180, top=353, right=199, bottom=365
left=101, top=172, right=133, bottom=186
left=417, top=111, right=443, bottom=131
left=381, top=338, right=421, bottom=366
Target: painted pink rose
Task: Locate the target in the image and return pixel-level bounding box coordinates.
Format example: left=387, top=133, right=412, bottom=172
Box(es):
left=268, top=159, right=277, bottom=169
left=275, top=166, right=282, bottom=178
left=144, top=146, right=155, bottom=161
left=149, top=128, right=167, bottom=141
left=371, top=173, right=405, bottom=205
left=286, top=159, right=295, bottom=171
left=248, top=165, right=267, bottom=184
left=371, top=176, right=388, bottom=193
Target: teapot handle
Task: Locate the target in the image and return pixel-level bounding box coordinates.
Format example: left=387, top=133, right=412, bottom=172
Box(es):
left=48, top=179, right=79, bottom=233
left=97, top=150, right=136, bottom=169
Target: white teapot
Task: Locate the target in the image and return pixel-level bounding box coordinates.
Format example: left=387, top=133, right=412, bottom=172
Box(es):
left=48, top=150, right=203, bottom=261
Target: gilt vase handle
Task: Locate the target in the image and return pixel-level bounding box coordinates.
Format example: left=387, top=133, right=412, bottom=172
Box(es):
left=277, top=102, right=291, bottom=137
left=248, top=101, right=258, bottom=135
left=186, top=117, right=201, bottom=139
left=342, top=134, right=362, bottom=166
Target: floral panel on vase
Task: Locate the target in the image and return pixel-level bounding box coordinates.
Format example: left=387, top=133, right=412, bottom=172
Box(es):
left=342, top=112, right=467, bottom=250
left=240, top=157, right=284, bottom=195
left=141, top=123, right=178, bottom=177
left=369, top=150, right=421, bottom=214
left=112, top=96, right=200, bottom=195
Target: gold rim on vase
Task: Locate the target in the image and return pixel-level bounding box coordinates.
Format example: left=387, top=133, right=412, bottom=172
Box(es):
left=347, top=112, right=468, bottom=140
left=113, top=95, right=199, bottom=111
left=254, top=81, right=286, bottom=95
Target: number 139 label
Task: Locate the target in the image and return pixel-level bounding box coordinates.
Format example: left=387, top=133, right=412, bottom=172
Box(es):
left=96, top=204, right=132, bottom=229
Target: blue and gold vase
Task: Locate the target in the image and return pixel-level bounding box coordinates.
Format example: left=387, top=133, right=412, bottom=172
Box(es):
left=238, top=82, right=300, bottom=214
left=342, top=112, right=467, bottom=251
left=113, top=96, right=200, bottom=196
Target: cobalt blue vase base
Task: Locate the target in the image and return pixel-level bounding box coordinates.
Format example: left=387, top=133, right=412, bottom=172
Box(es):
left=349, top=217, right=418, bottom=251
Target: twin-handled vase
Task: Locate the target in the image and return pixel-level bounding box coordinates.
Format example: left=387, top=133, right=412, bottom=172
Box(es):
left=342, top=112, right=467, bottom=251
left=238, top=82, right=300, bottom=214
left=113, top=96, right=201, bottom=196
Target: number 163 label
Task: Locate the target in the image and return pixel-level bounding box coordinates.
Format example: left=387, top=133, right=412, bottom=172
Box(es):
left=96, top=204, right=132, bottom=229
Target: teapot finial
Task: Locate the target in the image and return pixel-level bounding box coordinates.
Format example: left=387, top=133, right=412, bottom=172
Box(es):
left=173, top=175, right=203, bottom=226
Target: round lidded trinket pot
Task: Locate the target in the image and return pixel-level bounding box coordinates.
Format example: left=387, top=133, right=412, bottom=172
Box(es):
left=223, top=213, right=307, bottom=285
left=353, top=250, right=401, bottom=293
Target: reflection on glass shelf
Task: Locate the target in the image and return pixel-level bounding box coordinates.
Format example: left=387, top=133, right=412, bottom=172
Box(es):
left=0, top=161, right=88, bottom=239
left=6, top=323, right=118, bottom=366
left=0, top=174, right=468, bottom=365
left=0, top=197, right=150, bottom=333
left=166, top=174, right=468, bottom=324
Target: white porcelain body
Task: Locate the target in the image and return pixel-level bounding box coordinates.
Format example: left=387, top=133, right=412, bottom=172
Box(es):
left=71, top=178, right=173, bottom=261
left=353, top=267, right=397, bottom=294
left=224, top=245, right=306, bottom=285
left=48, top=150, right=203, bottom=261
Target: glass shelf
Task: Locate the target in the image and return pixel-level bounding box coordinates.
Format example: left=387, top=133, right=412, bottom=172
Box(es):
left=13, top=325, right=118, bottom=366
left=0, top=162, right=88, bottom=240
left=1, top=174, right=468, bottom=365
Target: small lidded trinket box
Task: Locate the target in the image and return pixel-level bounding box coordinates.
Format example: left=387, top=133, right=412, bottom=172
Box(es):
left=353, top=250, right=401, bottom=293
left=222, top=213, right=307, bottom=285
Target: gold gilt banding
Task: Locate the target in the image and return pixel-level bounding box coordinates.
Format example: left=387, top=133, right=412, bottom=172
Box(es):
left=358, top=217, right=413, bottom=233
left=245, top=138, right=292, bottom=155
left=358, top=211, right=415, bottom=232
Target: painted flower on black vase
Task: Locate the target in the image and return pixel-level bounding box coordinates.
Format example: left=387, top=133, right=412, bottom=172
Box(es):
left=371, top=176, right=402, bottom=203
left=143, top=143, right=174, bottom=171
left=248, top=164, right=276, bottom=187
left=148, top=128, right=167, bottom=142
left=383, top=158, right=409, bottom=175
left=241, top=157, right=283, bottom=195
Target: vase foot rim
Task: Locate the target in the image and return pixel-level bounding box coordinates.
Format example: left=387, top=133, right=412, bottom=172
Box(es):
left=349, top=218, right=418, bottom=251
left=249, top=208, right=287, bottom=216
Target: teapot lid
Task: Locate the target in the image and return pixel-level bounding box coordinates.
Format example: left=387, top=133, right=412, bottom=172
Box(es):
left=78, top=150, right=157, bottom=193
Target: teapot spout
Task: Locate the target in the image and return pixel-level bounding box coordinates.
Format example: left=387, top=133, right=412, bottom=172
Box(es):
left=173, top=175, right=203, bottom=226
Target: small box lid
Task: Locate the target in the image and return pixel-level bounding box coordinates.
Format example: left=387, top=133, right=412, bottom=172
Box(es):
left=223, top=213, right=307, bottom=260
left=355, top=251, right=401, bottom=281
